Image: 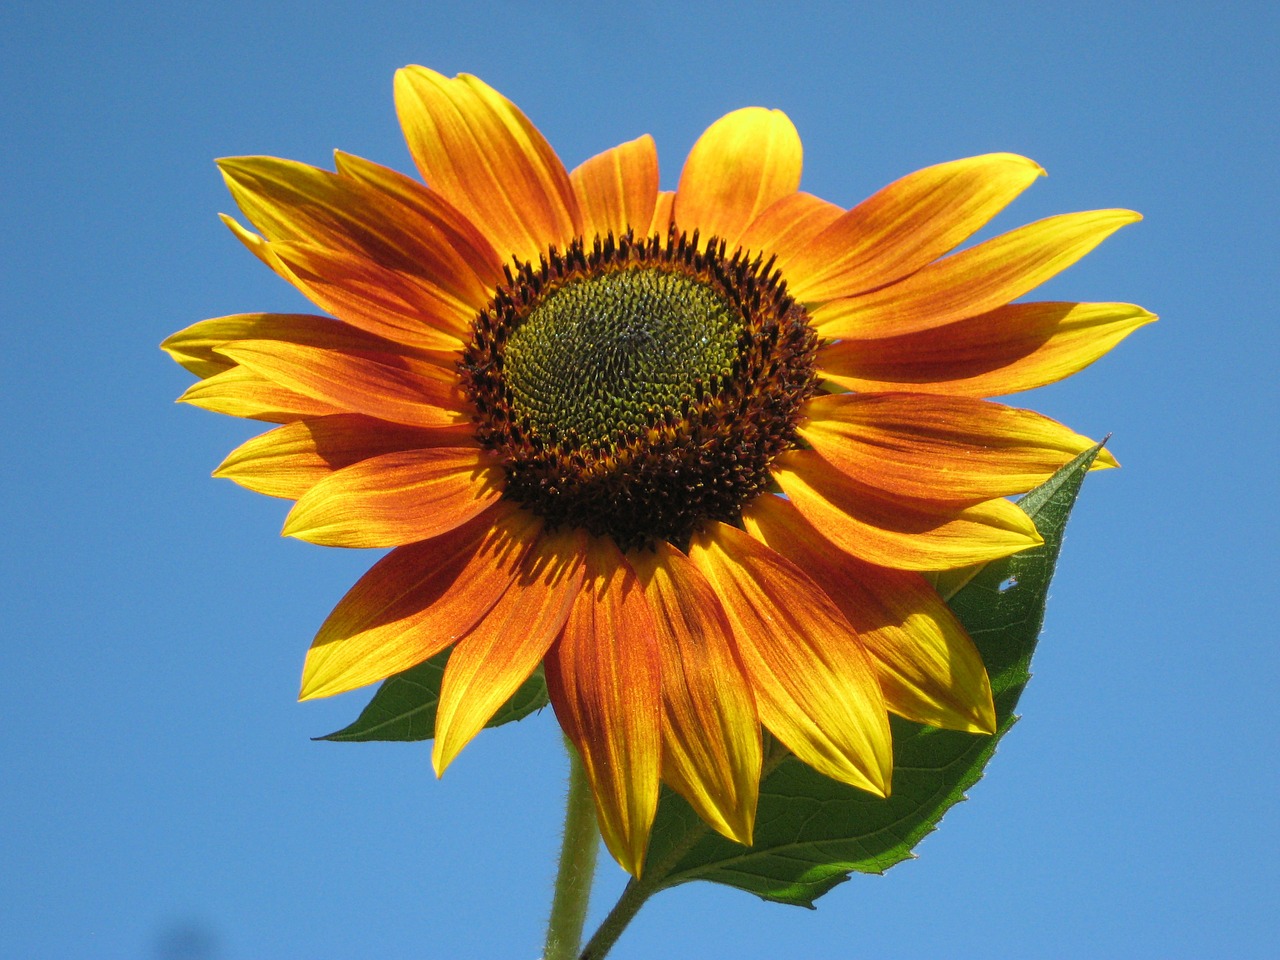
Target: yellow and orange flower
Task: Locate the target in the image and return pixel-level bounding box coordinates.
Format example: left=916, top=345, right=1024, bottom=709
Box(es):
left=163, top=67, right=1151, bottom=876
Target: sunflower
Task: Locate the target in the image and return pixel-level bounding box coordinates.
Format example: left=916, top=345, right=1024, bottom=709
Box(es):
left=163, top=67, right=1151, bottom=877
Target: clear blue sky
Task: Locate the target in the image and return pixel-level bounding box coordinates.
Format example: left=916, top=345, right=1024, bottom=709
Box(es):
left=4, top=2, right=1276, bottom=958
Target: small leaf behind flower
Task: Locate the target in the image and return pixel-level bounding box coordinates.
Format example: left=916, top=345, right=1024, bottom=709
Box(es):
left=318, top=653, right=549, bottom=742
left=640, top=443, right=1104, bottom=906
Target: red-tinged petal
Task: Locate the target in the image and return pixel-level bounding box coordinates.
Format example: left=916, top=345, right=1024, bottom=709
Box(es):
left=570, top=136, right=660, bottom=245
left=334, top=150, right=504, bottom=290
left=177, top=365, right=342, bottom=423
left=163, top=313, right=360, bottom=379
left=544, top=538, right=661, bottom=877
left=282, top=447, right=502, bottom=548
left=569, top=135, right=660, bottom=243
left=300, top=503, right=538, bottom=699
left=786, top=154, right=1044, bottom=303
left=216, top=340, right=467, bottom=429
left=631, top=544, right=761, bottom=846
left=214, top=415, right=473, bottom=500
left=812, top=209, right=1142, bottom=339
left=687, top=521, right=892, bottom=796
left=744, top=495, right=995, bottom=734
left=218, top=157, right=496, bottom=313
left=432, top=526, right=587, bottom=775
left=736, top=191, right=842, bottom=263
left=649, top=190, right=675, bottom=238
left=799, top=392, right=1116, bottom=504
left=772, top=449, right=1042, bottom=570
left=268, top=240, right=471, bottom=350
left=675, top=108, right=802, bottom=248
left=820, top=301, right=1157, bottom=397
left=394, top=67, right=581, bottom=265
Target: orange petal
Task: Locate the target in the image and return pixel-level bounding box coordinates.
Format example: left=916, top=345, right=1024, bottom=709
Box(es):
left=675, top=108, right=802, bottom=249
left=736, top=190, right=842, bottom=262
left=334, top=150, right=504, bottom=289
left=799, top=392, right=1116, bottom=504
left=432, top=526, right=586, bottom=775
left=819, top=301, right=1157, bottom=397
left=282, top=447, right=502, bottom=548
left=812, top=209, right=1143, bottom=339
left=394, top=67, right=580, bottom=265
left=300, top=503, right=537, bottom=699
left=648, top=190, right=675, bottom=238
left=214, top=415, right=473, bottom=500
left=569, top=135, right=659, bottom=242
left=772, top=449, right=1042, bottom=570
left=744, top=495, right=995, bottom=734
left=544, top=538, right=661, bottom=877
left=162, top=313, right=391, bottom=379
left=785, top=154, right=1044, bottom=303
left=218, top=156, right=496, bottom=316
left=687, top=521, right=891, bottom=796
left=216, top=340, right=467, bottom=429
left=177, top=365, right=342, bottom=423
left=266, top=240, right=471, bottom=350
left=631, top=544, right=761, bottom=846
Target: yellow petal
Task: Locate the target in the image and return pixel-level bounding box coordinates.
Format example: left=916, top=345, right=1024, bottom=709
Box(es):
left=281, top=447, right=501, bottom=548
left=674, top=108, right=802, bottom=249
left=177, top=365, right=341, bottom=423
left=214, top=415, right=471, bottom=500
left=688, top=521, right=892, bottom=797
left=800, top=391, right=1116, bottom=504
left=744, top=495, right=995, bottom=734
left=218, top=155, right=496, bottom=316
left=164, top=312, right=423, bottom=380
left=813, top=209, right=1143, bottom=339
left=334, top=149, right=504, bottom=289
left=544, top=538, right=661, bottom=877
left=631, top=543, right=761, bottom=846
left=785, top=154, right=1044, bottom=302
left=819, top=301, right=1157, bottom=397
left=648, top=190, right=675, bottom=238
left=432, top=525, right=586, bottom=775
left=394, top=67, right=580, bottom=265
left=216, top=340, right=467, bottom=429
left=569, top=135, right=660, bottom=242
left=300, top=504, right=538, bottom=700
left=772, top=449, right=1043, bottom=570
left=736, top=190, right=842, bottom=262
left=266, top=240, right=471, bottom=350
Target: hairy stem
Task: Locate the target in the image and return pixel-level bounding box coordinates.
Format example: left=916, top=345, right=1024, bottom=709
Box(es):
left=544, top=738, right=600, bottom=960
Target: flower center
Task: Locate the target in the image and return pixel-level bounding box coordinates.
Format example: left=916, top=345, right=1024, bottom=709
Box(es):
left=462, top=232, right=818, bottom=552
left=503, top=268, right=739, bottom=444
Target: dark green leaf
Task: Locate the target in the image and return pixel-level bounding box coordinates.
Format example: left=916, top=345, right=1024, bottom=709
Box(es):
left=317, top=650, right=550, bottom=742
left=641, top=444, right=1104, bottom=906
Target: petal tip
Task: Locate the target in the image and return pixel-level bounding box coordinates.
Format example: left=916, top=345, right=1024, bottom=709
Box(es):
left=1094, top=448, right=1121, bottom=469
left=297, top=673, right=326, bottom=701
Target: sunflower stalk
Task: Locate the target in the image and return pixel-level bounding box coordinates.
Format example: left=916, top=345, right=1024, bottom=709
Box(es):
left=544, top=738, right=601, bottom=960
left=579, top=737, right=793, bottom=959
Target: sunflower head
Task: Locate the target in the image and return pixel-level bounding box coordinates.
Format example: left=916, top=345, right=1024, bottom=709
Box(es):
left=462, top=230, right=817, bottom=551
left=163, top=65, right=1151, bottom=878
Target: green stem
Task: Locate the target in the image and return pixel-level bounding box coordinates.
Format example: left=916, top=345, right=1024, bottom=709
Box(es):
left=578, top=734, right=794, bottom=959
left=578, top=878, right=648, bottom=960
left=544, top=738, right=600, bottom=960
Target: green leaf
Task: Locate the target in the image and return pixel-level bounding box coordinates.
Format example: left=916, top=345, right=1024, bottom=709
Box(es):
left=640, top=444, right=1105, bottom=906
left=317, top=651, right=550, bottom=742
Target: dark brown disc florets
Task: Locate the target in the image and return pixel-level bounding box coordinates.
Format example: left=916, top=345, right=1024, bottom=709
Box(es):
left=460, top=230, right=818, bottom=552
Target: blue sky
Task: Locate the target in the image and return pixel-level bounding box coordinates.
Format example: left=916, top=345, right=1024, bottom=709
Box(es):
left=4, top=1, right=1276, bottom=958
